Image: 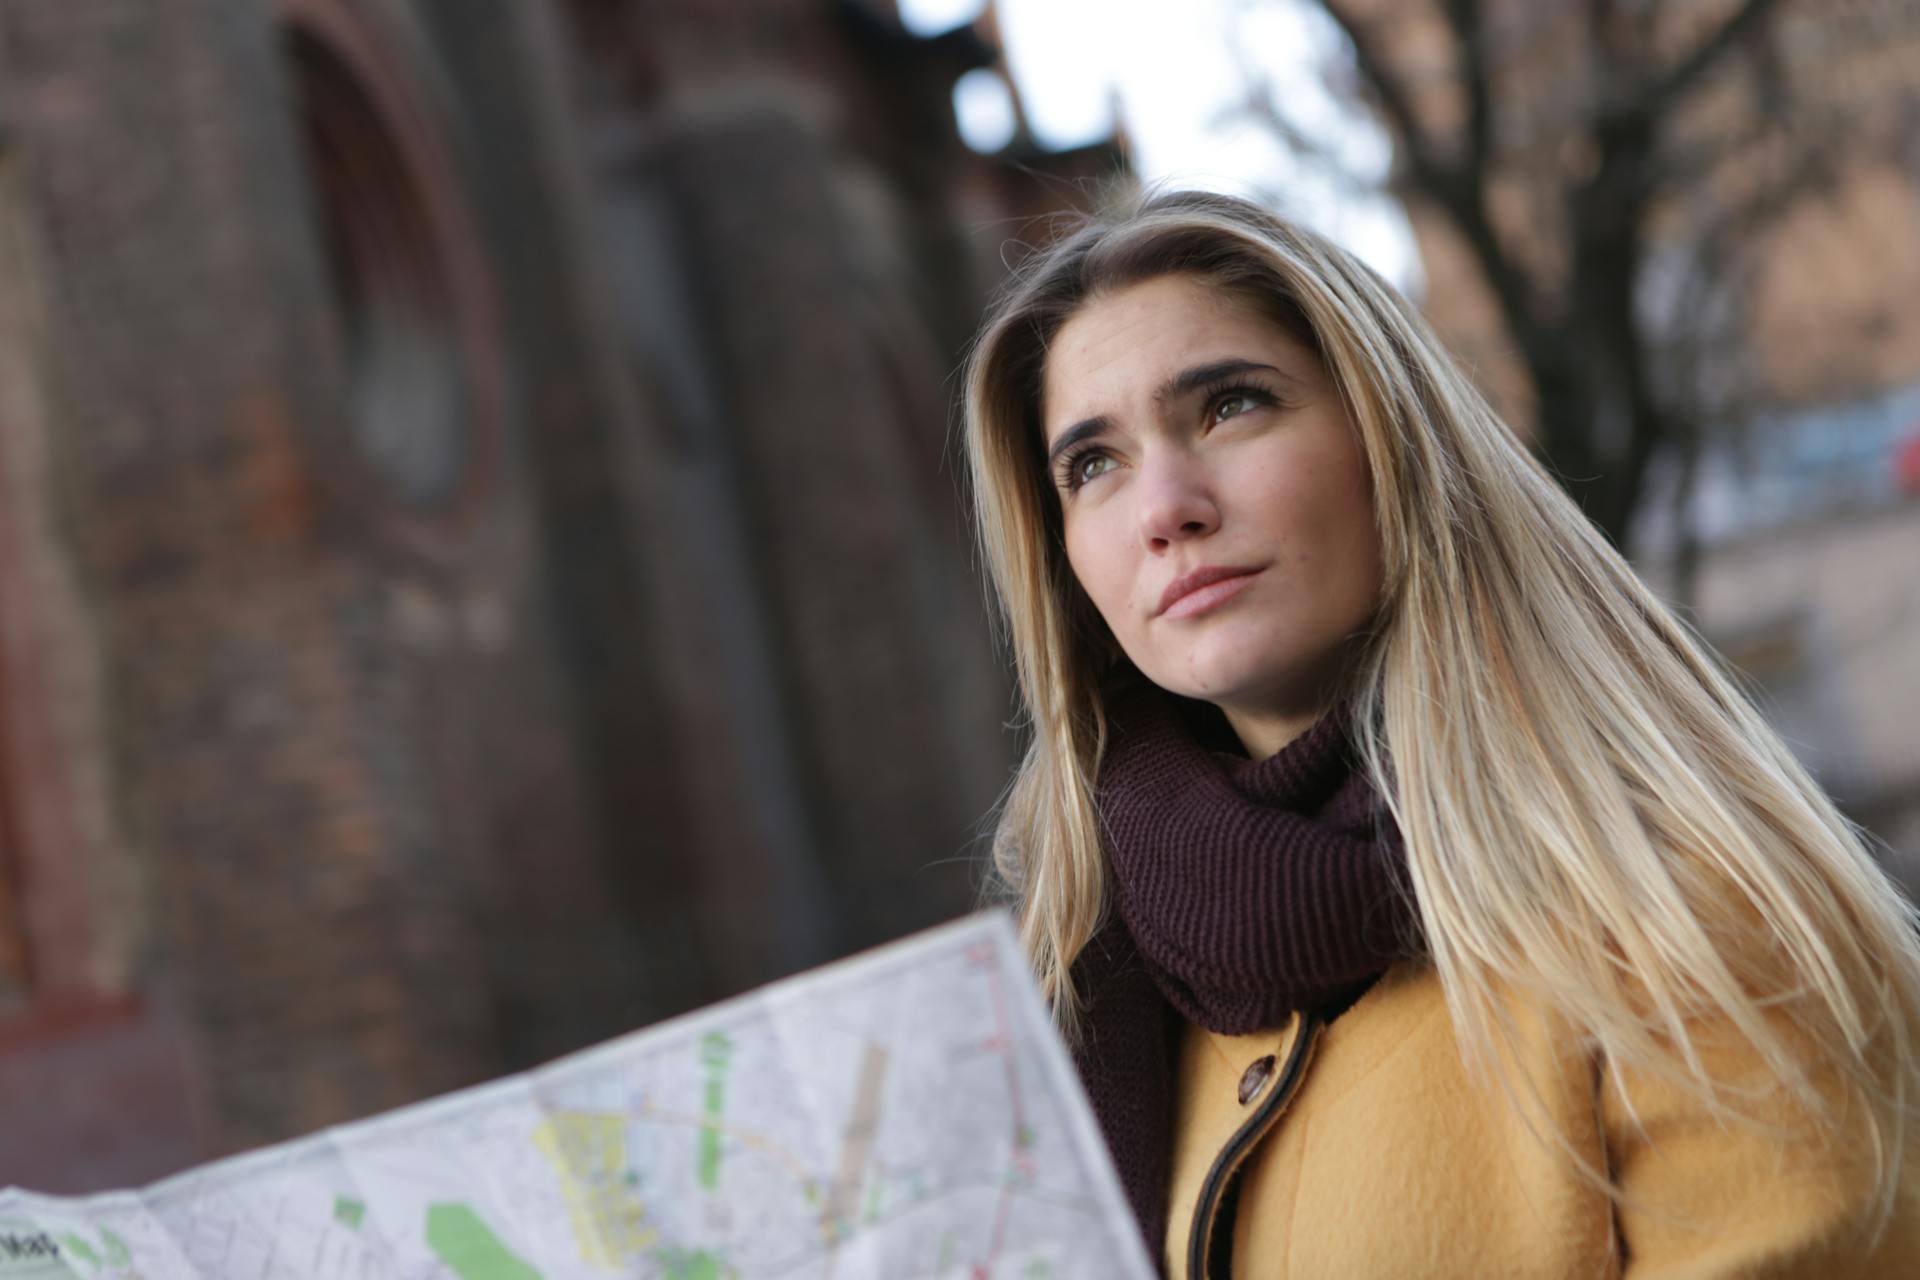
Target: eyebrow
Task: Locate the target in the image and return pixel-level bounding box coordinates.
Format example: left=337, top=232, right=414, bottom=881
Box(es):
left=1043, top=358, right=1295, bottom=467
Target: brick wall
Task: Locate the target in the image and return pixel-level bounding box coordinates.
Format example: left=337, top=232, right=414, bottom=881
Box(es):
left=0, top=0, right=1052, bottom=1189
left=1, top=0, right=521, bottom=1173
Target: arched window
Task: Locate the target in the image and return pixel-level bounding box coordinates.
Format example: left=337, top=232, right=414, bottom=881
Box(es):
left=278, top=0, right=504, bottom=560
left=290, top=27, right=468, bottom=508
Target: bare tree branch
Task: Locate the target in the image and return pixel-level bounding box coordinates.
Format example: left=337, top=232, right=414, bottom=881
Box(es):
left=1224, top=86, right=1389, bottom=199
left=1639, top=0, right=1786, bottom=121
left=1440, top=0, right=1492, bottom=170
left=1319, top=0, right=1543, bottom=354
left=1316, top=0, right=1451, bottom=192
left=1646, top=90, right=1868, bottom=223
left=1265, top=0, right=1916, bottom=548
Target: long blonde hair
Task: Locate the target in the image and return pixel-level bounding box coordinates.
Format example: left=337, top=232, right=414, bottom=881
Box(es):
left=964, top=189, right=1920, bottom=1207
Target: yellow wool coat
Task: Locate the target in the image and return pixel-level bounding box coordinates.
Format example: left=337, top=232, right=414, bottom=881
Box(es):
left=1165, top=961, right=1920, bottom=1278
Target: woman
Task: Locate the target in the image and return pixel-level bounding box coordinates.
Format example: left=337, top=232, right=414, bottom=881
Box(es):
left=962, top=189, right=1920, bottom=1277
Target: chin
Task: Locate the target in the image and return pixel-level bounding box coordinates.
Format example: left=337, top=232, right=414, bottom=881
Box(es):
left=1146, top=638, right=1345, bottom=720
left=1150, top=662, right=1284, bottom=709
left=1149, top=637, right=1288, bottom=702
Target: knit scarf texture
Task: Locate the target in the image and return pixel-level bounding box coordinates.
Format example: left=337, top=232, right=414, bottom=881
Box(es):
left=1070, top=678, right=1413, bottom=1252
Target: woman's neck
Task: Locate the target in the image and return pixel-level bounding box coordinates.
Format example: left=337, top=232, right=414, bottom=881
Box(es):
left=1221, top=704, right=1325, bottom=761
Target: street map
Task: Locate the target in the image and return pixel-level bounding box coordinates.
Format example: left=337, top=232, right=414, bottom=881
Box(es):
left=0, top=914, right=1155, bottom=1280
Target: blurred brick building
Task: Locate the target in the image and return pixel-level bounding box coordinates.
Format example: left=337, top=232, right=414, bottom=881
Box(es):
left=0, top=0, right=1118, bottom=1189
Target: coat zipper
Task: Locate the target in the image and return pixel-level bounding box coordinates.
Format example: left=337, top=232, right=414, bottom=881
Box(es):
left=1186, top=1009, right=1327, bottom=1280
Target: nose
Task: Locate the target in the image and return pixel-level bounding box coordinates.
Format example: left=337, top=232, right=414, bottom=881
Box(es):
left=1135, top=451, right=1221, bottom=552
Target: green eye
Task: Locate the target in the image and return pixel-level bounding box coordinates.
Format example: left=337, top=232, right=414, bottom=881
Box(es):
left=1074, top=452, right=1116, bottom=486
left=1214, top=394, right=1256, bottom=422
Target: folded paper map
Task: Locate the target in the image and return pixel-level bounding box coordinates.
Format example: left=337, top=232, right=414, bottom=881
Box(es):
left=0, top=912, right=1155, bottom=1280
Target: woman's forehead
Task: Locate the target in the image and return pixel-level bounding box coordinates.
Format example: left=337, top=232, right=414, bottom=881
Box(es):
left=1039, top=277, right=1311, bottom=439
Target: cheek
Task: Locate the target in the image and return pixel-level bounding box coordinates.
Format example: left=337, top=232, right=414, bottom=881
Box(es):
left=1298, top=483, right=1382, bottom=606
left=1237, top=459, right=1331, bottom=544
left=1062, top=516, right=1138, bottom=628
left=1241, top=461, right=1378, bottom=595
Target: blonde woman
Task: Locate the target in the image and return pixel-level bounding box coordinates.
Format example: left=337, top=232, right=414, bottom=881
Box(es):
left=963, top=190, right=1920, bottom=1277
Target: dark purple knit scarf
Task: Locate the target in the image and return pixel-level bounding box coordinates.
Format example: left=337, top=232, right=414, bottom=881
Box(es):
left=1070, top=677, right=1414, bottom=1252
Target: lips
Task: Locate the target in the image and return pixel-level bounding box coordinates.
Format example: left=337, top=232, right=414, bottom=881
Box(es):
left=1157, top=565, right=1263, bottom=618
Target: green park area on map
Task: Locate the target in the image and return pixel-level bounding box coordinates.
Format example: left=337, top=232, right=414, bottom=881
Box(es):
left=425, top=1204, right=542, bottom=1280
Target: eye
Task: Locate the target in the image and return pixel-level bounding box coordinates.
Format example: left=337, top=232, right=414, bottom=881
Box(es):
left=1053, top=444, right=1118, bottom=494
left=1072, top=451, right=1116, bottom=487
left=1211, top=391, right=1260, bottom=424
left=1202, top=380, right=1278, bottom=427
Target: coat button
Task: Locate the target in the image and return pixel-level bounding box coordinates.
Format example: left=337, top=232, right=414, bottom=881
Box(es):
left=1238, top=1054, right=1277, bottom=1105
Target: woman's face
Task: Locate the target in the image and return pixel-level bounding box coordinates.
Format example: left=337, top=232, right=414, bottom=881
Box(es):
left=1040, top=273, right=1384, bottom=756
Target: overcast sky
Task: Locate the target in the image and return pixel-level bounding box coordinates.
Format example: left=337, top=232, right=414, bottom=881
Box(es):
left=900, top=0, right=1421, bottom=292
